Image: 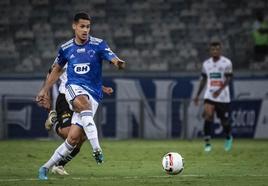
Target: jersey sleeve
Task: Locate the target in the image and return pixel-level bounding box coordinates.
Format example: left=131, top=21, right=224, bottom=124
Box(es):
left=54, top=48, right=67, bottom=67
left=225, top=60, right=233, bottom=75
left=99, top=41, right=118, bottom=62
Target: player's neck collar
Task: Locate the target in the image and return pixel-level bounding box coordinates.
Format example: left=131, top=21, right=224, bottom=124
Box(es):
left=212, top=56, right=221, bottom=62
left=73, top=37, right=90, bottom=46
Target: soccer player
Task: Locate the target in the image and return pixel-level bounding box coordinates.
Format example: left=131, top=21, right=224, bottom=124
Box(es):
left=194, top=41, right=233, bottom=152
left=36, top=12, right=125, bottom=180
left=42, top=65, right=114, bottom=176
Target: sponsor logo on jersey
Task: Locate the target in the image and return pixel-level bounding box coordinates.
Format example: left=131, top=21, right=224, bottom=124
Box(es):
left=62, top=113, right=71, bottom=119
left=77, top=48, right=86, bottom=53
left=74, top=63, right=90, bottom=74
left=209, top=72, right=222, bottom=79
left=210, top=80, right=223, bottom=87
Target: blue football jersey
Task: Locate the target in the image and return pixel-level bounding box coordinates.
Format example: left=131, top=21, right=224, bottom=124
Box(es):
left=55, top=36, right=118, bottom=102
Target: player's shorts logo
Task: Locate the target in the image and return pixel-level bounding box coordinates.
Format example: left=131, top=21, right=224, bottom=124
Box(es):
left=74, top=63, right=90, bottom=74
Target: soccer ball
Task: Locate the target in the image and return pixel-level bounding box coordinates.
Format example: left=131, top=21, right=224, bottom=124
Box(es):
left=162, top=152, right=184, bottom=175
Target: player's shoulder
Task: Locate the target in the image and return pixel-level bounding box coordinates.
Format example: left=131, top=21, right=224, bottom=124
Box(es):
left=220, top=56, right=232, bottom=65
left=89, top=36, right=104, bottom=45
left=203, top=58, right=211, bottom=66
left=60, top=38, right=74, bottom=51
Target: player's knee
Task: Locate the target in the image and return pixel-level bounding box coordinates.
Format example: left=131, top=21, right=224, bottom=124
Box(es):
left=221, top=119, right=230, bottom=127
left=203, top=112, right=213, bottom=121
left=67, top=135, right=80, bottom=146
left=81, top=134, right=87, bottom=143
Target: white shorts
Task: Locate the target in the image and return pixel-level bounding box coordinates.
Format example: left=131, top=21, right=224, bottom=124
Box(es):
left=65, top=84, right=99, bottom=126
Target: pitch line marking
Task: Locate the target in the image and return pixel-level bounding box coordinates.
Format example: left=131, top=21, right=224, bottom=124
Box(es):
left=0, top=174, right=267, bottom=182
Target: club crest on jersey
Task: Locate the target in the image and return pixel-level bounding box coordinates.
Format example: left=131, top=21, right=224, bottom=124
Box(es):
left=87, top=50, right=96, bottom=57
left=77, top=48, right=86, bottom=53
left=74, top=63, right=90, bottom=74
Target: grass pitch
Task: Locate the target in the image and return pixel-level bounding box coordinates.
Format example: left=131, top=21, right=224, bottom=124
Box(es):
left=0, top=139, right=267, bottom=186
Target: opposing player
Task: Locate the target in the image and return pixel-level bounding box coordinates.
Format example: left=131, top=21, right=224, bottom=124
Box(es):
left=194, top=41, right=233, bottom=152
left=36, top=12, right=125, bottom=180
left=41, top=65, right=114, bottom=176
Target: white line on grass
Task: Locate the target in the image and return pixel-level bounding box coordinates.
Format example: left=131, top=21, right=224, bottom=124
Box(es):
left=0, top=174, right=267, bottom=182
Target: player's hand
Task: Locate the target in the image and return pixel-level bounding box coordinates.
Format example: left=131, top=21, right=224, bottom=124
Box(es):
left=117, top=60, right=126, bottom=70
left=111, top=58, right=125, bottom=70
left=194, top=96, right=199, bottom=106
left=36, top=96, right=51, bottom=110
left=212, top=89, right=221, bottom=98
left=102, top=86, right=114, bottom=95
left=36, top=89, right=51, bottom=110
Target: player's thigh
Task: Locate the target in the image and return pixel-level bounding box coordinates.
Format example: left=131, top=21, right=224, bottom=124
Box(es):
left=65, top=85, right=94, bottom=112
left=57, top=126, right=70, bottom=139
left=56, top=93, right=73, bottom=138
left=72, top=95, right=92, bottom=112
left=67, top=124, right=84, bottom=146
left=203, top=100, right=215, bottom=120
left=215, top=102, right=230, bottom=123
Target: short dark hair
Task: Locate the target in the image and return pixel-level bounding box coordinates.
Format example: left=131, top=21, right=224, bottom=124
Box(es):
left=73, top=12, right=91, bottom=22
left=210, top=41, right=221, bottom=47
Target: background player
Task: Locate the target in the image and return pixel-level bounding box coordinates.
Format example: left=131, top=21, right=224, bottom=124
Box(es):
left=194, top=41, right=233, bottom=152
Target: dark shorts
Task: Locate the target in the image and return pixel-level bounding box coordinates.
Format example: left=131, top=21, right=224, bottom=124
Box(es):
left=55, top=93, right=73, bottom=128
left=204, top=99, right=230, bottom=120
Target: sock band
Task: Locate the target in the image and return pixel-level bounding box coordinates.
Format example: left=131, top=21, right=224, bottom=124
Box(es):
left=65, top=140, right=75, bottom=151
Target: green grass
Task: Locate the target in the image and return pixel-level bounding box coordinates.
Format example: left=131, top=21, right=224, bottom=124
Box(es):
left=0, top=139, right=268, bottom=186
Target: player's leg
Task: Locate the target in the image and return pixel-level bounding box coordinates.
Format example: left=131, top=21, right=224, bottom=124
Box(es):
left=216, top=103, right=233, bottom=151
left=72, top=95, right=103, bottom=163
left=51, top=93, right=82, bottom=175
left=52, top=128, right=86, bottom=175
left=203, top=99, right=215, bottom=152
left=38, top=124, right=83, bottom=180
left=66, top=84, right=103, bottom=163
left=43, top=93, right=66, bottom=131
left=51, top=127, right=71, bottom=175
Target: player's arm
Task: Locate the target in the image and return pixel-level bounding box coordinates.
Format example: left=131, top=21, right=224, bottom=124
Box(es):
left=212, top=73, right=233, bottom=98
left=194, top=74, right=207, bottom=106
left=99, top=40, right=126, bottom=70
left=102, top=85, right=114, bottom=95
left=36, top=64, right=63, bottom=107
left=37, top=65, right=65, bottom=109
left=110, top=57, right=126, bottom=70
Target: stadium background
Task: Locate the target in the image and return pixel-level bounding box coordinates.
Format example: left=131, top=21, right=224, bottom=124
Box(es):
left=0, top=0, right=268, bottom=139
left=0, top=1, right=268, bottom=186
